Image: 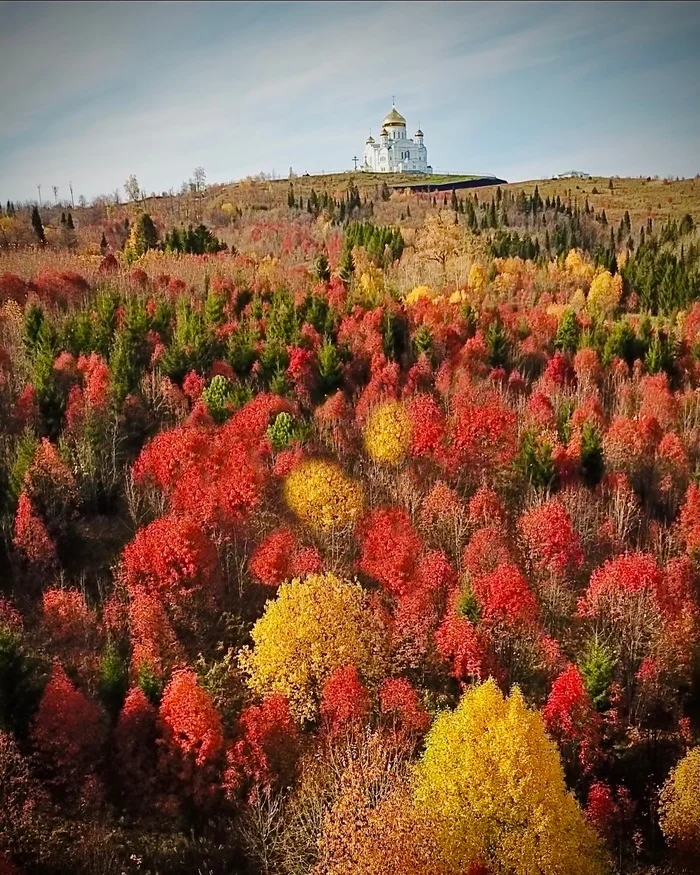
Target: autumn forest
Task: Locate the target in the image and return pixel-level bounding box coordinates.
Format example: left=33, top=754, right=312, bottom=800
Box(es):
left=1, top=169, right=700, bottom=874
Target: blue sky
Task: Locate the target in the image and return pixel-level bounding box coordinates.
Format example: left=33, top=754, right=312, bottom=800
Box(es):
left=1, top=0, right=699, bottom=203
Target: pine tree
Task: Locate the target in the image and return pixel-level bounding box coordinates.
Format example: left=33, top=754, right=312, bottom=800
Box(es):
left=30, top=206, right=45, bottom=244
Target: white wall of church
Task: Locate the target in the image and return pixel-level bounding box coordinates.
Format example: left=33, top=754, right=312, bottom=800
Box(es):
left=362, top=108, right=430, bottom=173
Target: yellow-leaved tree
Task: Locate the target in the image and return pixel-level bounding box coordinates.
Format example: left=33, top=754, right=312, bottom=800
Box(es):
left=404, top=285, right=436, bottom=306
left=659, top=745, right=700, bottom=864
left=239, top=573, right=386, bottom=722
left=363, top=400, right=412, bottom=466
left=587, top=269, right=623, bottom=318
left=283, top=459, right=364, bottom=533
left=416, top=212, right=464, bottom=278
left=413, top=679, right=607, bottom=875
left=564, top=248, right=595, bottom=285
left=468, top=262, right=487, bottom=295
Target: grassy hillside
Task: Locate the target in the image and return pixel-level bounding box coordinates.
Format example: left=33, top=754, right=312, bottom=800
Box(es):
left=478, top=175, right=700, bottom=229
left=189, top=172, right=700, bottom=231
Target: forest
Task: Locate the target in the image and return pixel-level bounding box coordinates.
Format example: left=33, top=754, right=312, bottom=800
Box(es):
left=1, top=170, right=700, bottom=874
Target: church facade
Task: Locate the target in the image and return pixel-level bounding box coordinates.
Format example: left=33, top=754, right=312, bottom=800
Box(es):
left=362, top=104, right=431, bottom=174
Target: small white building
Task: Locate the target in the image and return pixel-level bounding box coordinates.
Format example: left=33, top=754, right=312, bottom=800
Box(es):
left=363, top=103, right=431, bottom=174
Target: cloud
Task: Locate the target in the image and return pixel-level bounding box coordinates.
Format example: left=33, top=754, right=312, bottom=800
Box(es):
left=0, top=0, right=698, bottom=200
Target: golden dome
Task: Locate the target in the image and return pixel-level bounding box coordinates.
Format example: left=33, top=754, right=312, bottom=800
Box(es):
left=382, top=106, right=406, bottom=127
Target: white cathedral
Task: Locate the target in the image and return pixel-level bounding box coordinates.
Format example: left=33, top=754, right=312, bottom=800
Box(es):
left=362, top=103, right=431, bottom=174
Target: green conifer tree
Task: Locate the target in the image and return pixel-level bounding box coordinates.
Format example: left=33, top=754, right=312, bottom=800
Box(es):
left=339, top=246, right=355, bottom=285
left=30, top=206, right=45, bottom=244
left=125, top=213, right=158, bottom=262
left=555, top=309, right=580, bottom=354
left=313, top=251, right=331, bottom=283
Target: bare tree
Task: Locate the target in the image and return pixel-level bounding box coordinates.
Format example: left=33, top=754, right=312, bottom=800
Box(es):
left=112, top=188, right=121, bottom=206
left=68, top=180, right=75, bottom=209
left=124, top=174, right=141, bottom=203
left=36, top=184, right=42, bottom=206
left=52, top=185, right=59, bottom=205
left=193, top=166, right=206, bottom=192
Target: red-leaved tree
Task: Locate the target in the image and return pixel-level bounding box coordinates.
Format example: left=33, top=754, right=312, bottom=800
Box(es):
left=32, top=662, right=106, bottom=791
left=320, top=665, right=371, bottom=735
left=158, top=668, right=224, bottom=808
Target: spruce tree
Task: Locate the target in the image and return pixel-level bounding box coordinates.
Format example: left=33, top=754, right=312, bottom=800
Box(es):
left=100, top=232, right=108, bottom=255
left=451, top=189, right=458, bottom=212
left=31, top=206, right=45, bottom=244
left=287, top=183, right=295, bottom=208
left=66, top=212, right=74, bottom=230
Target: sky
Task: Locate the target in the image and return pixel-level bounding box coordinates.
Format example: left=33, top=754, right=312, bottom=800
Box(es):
left=1, top=0, right=699, bottom=203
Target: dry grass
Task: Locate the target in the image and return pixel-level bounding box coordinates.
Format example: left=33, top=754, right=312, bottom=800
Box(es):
left=477, top=175, right=700, bottom=229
